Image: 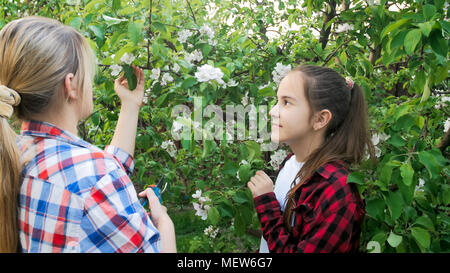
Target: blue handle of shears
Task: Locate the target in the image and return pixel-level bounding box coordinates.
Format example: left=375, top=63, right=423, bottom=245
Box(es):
left=139, top=186, right=161, bottom=207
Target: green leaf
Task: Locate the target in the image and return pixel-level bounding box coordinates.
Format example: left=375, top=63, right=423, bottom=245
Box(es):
left=404, top=29, right=421, bottom=55
left=208, top=207, right=220, bottom=225
left=102, top=15, right=127, bottom=26
left=233, top=191, right=249, bottom=204
left=88, top=25, right=105, bottom=48
left=155, top=92, right=169, bottom=107
left=128, top=22, right=143, bottom=46
left=347, top=172, right=365, bottom=185
left=429, top=31, right=448, bottom=58
left=366, top=197, right=385, bottom=221
left=411, top=227, right=430, bottom=249
left=245, top=141, right=261, bottom=162
left=381, top=19, right=411, bottom=39
left=182, top=77, right=198, bottom=89
left=69, top=17, right=82, bottom=30
left=258, top=86, right=275, bottom=97
left=387, top=231, right=403, bottom=248
left=418, top=22, right=433, bottom=37
left=400, top=161, right=414, bottom=186
left=112, top=0, right=121, bottom=11
left=386, top=191, right=403, bottom=221
left=238, top=164, right=251, bottom=183
left=122, top=65, right=137, bottom=90
left=423, top=4, right=436, bottom=20
left=202, top=44, right=212, bottom=57
left=218, top=200, right=234, bottom=218
left=91, top=111, right=100, bottom=126
left=415, top=216, right=435, bottom=231
left=418, top=150, right=440, bottom=179
left=420, top=78, right=430, bottom=103
left=202, top=140, right=216, bottom=158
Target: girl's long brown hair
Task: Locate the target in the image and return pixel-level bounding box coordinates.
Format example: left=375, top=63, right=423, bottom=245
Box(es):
left=283, top=65, right=375, bottom=232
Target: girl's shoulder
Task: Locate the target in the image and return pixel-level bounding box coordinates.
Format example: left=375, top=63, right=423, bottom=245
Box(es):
left=314, top=160, right=364, bottom=211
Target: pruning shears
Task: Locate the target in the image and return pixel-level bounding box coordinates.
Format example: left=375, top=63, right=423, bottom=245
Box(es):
left=139, top=176, right=167, bottom=207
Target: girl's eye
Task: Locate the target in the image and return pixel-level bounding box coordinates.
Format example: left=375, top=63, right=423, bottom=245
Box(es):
left=284, top=100, right=290, bottom=105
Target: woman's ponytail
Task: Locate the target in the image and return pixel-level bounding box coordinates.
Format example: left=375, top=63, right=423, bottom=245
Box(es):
left=0, top=118, right=21, bottom=252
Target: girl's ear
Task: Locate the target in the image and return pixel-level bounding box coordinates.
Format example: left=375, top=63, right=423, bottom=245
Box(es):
left=313, top=109, right=332, bottom=131
left=63, top=73, right=77, bottom=100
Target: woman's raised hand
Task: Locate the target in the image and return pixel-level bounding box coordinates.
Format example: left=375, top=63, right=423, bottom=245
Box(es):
left=114, top=65, right=145, bottom=108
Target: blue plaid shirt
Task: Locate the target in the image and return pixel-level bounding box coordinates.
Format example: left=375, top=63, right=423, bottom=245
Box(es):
left=17, top=120, right=160, bottom=252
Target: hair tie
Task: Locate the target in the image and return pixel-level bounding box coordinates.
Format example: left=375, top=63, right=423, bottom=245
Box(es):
left=345, top=76, right=354, bottom=90
left=0, top=85, right=21, bottom=119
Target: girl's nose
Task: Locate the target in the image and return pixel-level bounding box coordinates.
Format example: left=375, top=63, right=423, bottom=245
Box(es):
left=269, top=104, right=279, bottom=118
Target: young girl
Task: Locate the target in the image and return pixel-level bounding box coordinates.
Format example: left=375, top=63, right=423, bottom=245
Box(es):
left=248, top=65, right=374, bottom=253
left=0, top=16, right=176, bottom=253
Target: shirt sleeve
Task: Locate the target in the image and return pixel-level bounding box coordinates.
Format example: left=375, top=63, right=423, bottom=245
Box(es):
left=79, top=160, right=160, bottom=253
left=254, top=191, right=360, bottom=253
left=104, top=145, right=135, bottom=176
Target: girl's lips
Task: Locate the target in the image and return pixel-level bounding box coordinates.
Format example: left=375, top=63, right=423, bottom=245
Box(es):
left=272, top=123, right=282, bottom=128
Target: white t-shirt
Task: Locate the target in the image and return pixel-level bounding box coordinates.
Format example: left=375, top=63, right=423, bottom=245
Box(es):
left=259, top=155, right=304, bottom=253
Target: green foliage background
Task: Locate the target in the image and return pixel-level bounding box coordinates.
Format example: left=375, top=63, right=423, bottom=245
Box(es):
left=2, top=0, right=449, bottom=252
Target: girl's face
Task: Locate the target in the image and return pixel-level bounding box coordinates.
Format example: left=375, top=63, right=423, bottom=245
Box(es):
left=269, top=71, right=314, bottom=144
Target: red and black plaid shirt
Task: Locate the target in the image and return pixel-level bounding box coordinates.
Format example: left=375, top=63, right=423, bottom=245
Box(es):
left=254, top=154, right=365, bottom=253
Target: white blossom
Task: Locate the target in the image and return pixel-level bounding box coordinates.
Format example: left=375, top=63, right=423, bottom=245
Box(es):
left=193, top=202, right=208, bottom=220
left=192, top=189, right=202, bottom=199
left=161, top=73, right=174, bottom=86
left=228, top=79, right=238, bottom=87
left=142, top=88, right=150, bottom=104
left=177, top=29, right=193, bottom=44
left=172, top=120, right=183, bottom=134
left=272, top=63, right=291, bottom=86
left=110, top=64, right=122, bottom=77
left=173, top=63, right=180, bottom=73
left=194, top=64, right=224, bottom=84
left=415, top=178, right=425, bottom=194
left=208, top=38, right=218, bottom=46
left=161, top=140, right=177, bottom=157
left=240, top=160, right=248, bottom=165
left=199, top=25, right=215, bottom=38
left=120, top=53, right=135, bottom=65
left=371, top=132, right=389, bottom=146
left=204, top=225, right=219, bottom=239
left=192, top=190, right=211, bottom=221
left=269, top=149, right=289, bottom=169
left=435, top=95, right=450, bottom=109
left=241, top=92, right=249, bottom=106
left=150, top=68, right=161, bottom=80
left=336, top=23, right=354, bottom=33
left=185, top=49, right=203, bottom=65
left=444, top=117, right=450, bottom=133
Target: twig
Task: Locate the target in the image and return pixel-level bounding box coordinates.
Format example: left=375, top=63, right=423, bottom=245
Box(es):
left=186, top=0, right=197, bottom=24
left=323, top=39, right=350, bottom=64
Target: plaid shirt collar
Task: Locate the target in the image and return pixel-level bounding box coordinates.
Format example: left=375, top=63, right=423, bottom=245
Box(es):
left=20, top=119, right=92, bottom=149
left=283, top=152, right=347, bottom=182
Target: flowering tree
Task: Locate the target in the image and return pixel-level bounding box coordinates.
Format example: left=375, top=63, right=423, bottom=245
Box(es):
left=2, top=0, right=449, bottom=253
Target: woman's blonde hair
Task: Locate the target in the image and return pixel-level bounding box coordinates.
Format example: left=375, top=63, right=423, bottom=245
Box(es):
left=0, top=16, right=96, bottom=252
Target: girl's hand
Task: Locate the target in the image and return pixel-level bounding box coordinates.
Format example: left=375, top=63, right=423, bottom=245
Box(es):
left=138, top=188, right=170, bottom=228
left=114, top=65, right=145, bottom=108
left=247, top=171, right=274, bottom=198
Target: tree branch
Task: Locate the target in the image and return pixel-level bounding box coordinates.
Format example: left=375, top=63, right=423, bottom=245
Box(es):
left=186, top=0, right=197, bottom=24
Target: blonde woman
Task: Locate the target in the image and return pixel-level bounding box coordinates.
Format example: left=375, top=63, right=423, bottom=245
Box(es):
left=0, top=16, right=176, bottom=253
